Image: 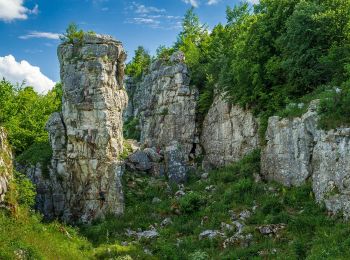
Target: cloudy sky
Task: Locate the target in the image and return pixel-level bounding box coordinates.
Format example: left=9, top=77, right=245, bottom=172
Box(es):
left=0, top=0, right=257, bottom=93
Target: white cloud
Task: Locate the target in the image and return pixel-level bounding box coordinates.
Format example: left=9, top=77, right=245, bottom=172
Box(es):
left=207, top=0, right=220, bottom=5
left=182, top=0, right=199, bottom=7
left=125, top=2, right=181, bottom=30
left=0, top=55, right=55, bottom=93
left=19, top=31, right=61, bottom=40
left=0, top=0, right=39, bottom=22
left=132, top=2, right=165, bottom=14
left=247, top=0, right=259, bottom=4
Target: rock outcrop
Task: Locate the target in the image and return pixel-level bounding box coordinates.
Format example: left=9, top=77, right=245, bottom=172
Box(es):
left=262, top=100, right=350, bottom=218
left=261, top=101, right=319, bottom=186
left=0, top=128, right=13, bottom=203
left=42, top=34, right=128, bottom=223
left=125, top=51, right=198, bottom=182
left=201, top=95, right=259, bottom=169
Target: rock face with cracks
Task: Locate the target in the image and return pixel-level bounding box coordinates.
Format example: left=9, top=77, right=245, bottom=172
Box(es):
left=43, top=34, right=128, bottom=223
left=0, top=128, right=13, bottom=203
left=262, top=100, right=350, bottom=218
left=201, top=95, right=259, bottom=170
left=125, top=51, right=198, bottom=182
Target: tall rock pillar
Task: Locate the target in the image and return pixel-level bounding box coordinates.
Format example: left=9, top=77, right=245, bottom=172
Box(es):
left=46, top=34, right=128, bottom=223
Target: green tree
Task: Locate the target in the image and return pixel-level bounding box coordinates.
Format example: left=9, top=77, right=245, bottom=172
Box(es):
left=0, top=80, right=61, bottom=155
left=61, top=22, right=85, bottom=44
left=125, top=46, right=151, bottom=80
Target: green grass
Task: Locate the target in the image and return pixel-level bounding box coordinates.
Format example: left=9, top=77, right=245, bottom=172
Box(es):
left=16, top=141, right=52, bottom=177
left=275, top=84, right=350, bottom=131
left=2, top=150, right=350, bottom=259
left=0, top=209, right=93, bottom=260
left=123, top=117, right=141, bottom=141
left=79, top=150, right=350, bottom=259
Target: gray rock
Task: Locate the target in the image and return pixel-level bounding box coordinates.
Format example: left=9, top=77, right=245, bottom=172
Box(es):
left=239, top=210, right=252, bottom=220
left=41, top=34, right=127, bottom=223
left=258, top=224, right=286, bottom=236
left=199, top=230, right=225, bottom=240
left=221, top=222, right=234, bottom=232
left=223, top=233, right=253, bottom=249
left=232, top=221, right=244, bottom=234
left=144, top=148, right=162, bottom=162
left=127, top=151, right=152, bottom=171
left=161, top=217, right=173, bottom=227
left=175, top=190, right=186, bottom=198
left=0, top=128, right=13, bottom=203
left=137, top=230, right=159, bottom=240
left=261, top=101, right=319, bottom=186
left=201, top=172, right=209, bottom=180
left=205, top=185, right=216, bottom=192
left=150, top=163, right=166, bottom=178
left=165, top=141, right=188, bottom=183
left=152, top=197, right=162, bottom=204
left=170, top=51, right=185, bottom=63
left=312, top=128, right=350, bottom=218
left=262, top=100, right=350, bottom=217
left=201, top=95, right=259, bottom=169
left=124, top=53, right=198, bottom=182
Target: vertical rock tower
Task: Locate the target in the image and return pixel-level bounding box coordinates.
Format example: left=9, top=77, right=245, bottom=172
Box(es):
left=46, top=34, right=128, bottom=223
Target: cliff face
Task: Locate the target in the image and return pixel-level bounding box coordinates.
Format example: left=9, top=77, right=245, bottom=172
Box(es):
left=0, top=128, right=13, bottom=203
left=261, top=101, right=319, bottom=186
left=201, top=95, right=259, bottom=170
left=43, top=34, right=128, bottom=223
left=262, top=100, right=350, bottom=218
left=125, top=52, right=198, bottom=182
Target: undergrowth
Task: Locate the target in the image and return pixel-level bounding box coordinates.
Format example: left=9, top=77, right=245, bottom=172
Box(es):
left=79, top=150, right=350, bottom=259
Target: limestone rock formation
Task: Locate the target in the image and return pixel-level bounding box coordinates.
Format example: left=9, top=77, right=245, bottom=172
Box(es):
left=201, top=95, right=259, bottom=169
left=43, top=34, right=128, bottom=223
left=312, top=129, right=350, bottom=217
left=125, top=51, right=198, bottom=182
left=0, top=128, right=13, bottom=203
left=262, top=100, right=350, bottom=218
left=261, top=101, right=319, bottom=186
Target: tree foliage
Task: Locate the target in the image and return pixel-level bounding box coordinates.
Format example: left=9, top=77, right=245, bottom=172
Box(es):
left=125, top=46, right=151, bottom=80
left=126, top=1, right=349, bottom=128
left=0, top=79, right=62, bottom=155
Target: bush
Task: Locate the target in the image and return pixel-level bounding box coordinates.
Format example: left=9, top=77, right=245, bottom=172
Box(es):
left=179, top=192, right=203, bottom=214
left=123, top=117, right=140, bottom=141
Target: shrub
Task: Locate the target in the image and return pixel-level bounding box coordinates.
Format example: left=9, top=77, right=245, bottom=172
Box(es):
left=179, top=192, right=203, bottom=214
left=123, top=117, right=140, bottom=141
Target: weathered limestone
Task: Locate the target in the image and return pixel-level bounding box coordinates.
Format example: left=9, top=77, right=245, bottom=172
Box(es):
left=312, top=129, right=350, bottom=218
left=261, top=101, right=319, bottom=186
left=125, top=51, right=198, bottom=182
left=44, top=34, right=128, bottom=223
left=0, top=128, right=13, bottom=203
left=262, top=100, right=350, bottom=218
left=201, top=95, right=259, bottom=169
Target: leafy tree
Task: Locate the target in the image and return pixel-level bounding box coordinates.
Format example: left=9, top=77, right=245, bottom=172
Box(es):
left=125, top=46, right=151, bottom=80
left=175, top=7, right=207, bottom=48
left=0, top=80, right=61, bottom=155
left=61, top=22, right=84, bottom=44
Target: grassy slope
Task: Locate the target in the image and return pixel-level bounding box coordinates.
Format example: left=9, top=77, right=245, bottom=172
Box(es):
left=1, top=150, right=350, bottom=259
left=80, top=151, right=350, bottom=259
left=0, top=209, right=92, bottom=259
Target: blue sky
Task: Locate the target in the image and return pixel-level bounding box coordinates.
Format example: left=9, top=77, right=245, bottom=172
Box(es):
left=0, top=0, right=254, bottom=92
